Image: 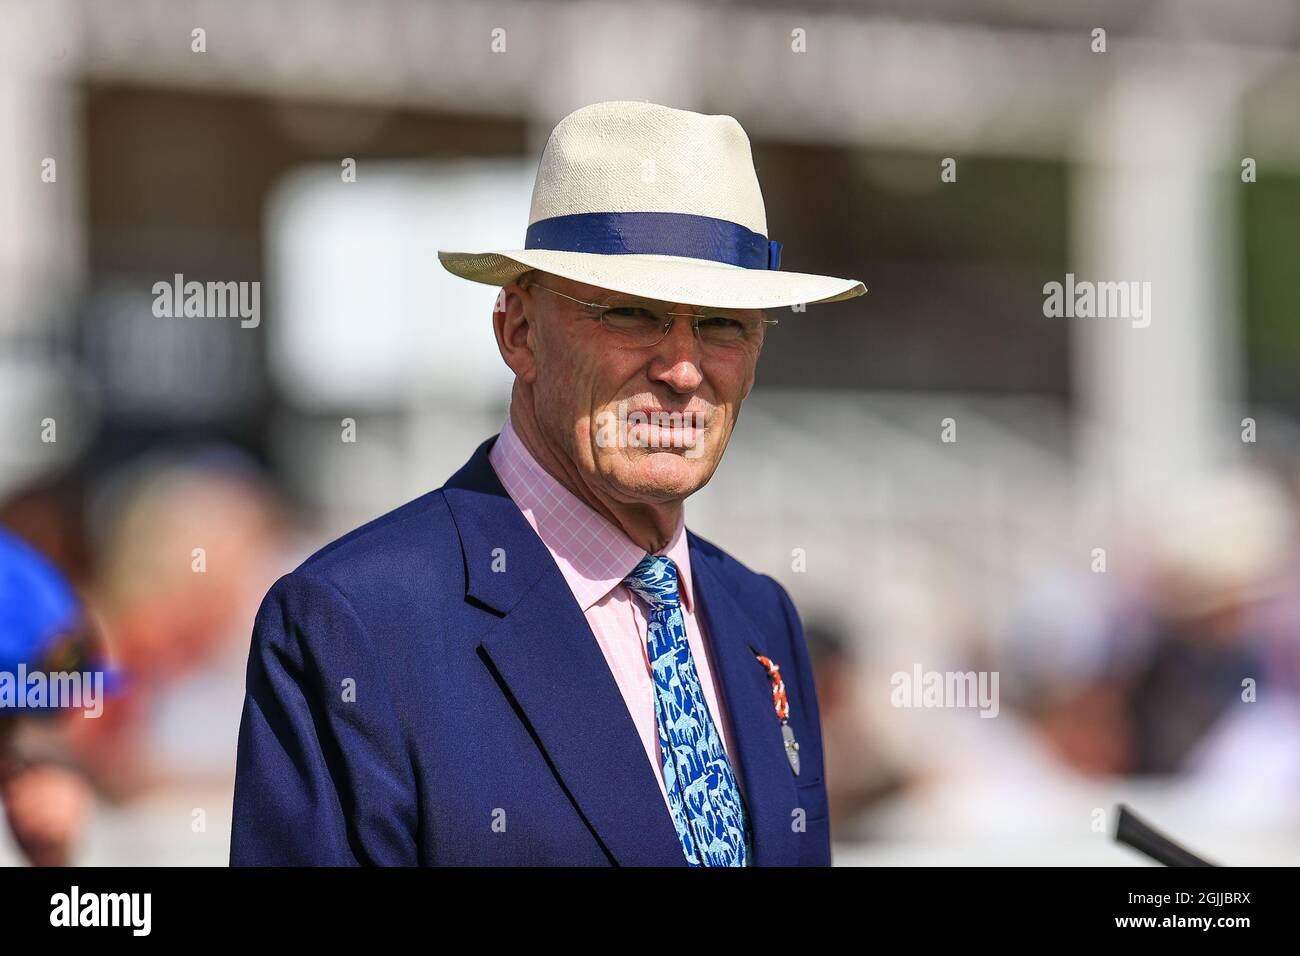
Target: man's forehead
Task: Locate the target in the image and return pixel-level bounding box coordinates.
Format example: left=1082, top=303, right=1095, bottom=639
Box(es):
left=525, top=270, right=623, bottom=301
left=543, top=273, right=617, bottom=300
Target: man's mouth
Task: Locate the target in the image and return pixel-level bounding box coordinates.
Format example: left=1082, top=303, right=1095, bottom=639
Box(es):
left=622, top=406, right=708, bottom=451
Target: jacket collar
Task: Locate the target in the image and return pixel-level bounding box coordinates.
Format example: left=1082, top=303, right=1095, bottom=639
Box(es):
left=486, top=416, right=696, bottom=613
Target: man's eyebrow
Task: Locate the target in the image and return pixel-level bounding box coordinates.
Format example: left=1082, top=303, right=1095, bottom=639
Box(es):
left=606, top=294, right=711, bottom=309
left=593, top=294, right=667, bottom=310
left=591, top=290, right=651, bottom=304
left=586, top=292, right=762, bottom=317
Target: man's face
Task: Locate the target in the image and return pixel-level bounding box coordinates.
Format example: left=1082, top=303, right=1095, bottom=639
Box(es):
left=519, top=272, right=767, bottom=505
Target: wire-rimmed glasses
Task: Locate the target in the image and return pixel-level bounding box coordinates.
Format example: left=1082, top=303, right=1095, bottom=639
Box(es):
left=522, top=280, right=777, bottom=349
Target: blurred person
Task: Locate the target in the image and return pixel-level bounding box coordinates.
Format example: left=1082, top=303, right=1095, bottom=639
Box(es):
left=232, top=100, right=866, bottom=866
left=1001, top=565, right=1135, bottom=778
left=1003, top=470, right=1300, bottom=793
left=802, top=620, right=906, bottom=838
left=0, top=528, right=104, bottom=866
left=60, top=448, right=286, bottom=801
left=1121, top=470, right=1299, bottom=777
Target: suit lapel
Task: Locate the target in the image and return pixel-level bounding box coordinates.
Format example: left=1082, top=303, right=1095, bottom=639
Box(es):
left=689, top=534, right=801, bottom=866
left=442, top=438, right=685, bottom=866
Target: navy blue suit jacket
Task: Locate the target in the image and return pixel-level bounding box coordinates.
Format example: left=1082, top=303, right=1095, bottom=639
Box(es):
left=230, top=436, right=831, bottom=866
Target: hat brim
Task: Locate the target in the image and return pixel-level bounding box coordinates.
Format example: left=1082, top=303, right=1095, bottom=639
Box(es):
left=437, top=249, right=865, bottom=310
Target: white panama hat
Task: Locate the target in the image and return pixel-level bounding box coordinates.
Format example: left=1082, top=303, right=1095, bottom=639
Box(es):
left=438, top=100, right=866, bottom=310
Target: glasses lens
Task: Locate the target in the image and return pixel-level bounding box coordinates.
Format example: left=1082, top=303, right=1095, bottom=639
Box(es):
left=600, top=307, right=668, bottom=344
left=696, top=315, right=757, bottom=345
left=598, top=300, right=766, bottom=348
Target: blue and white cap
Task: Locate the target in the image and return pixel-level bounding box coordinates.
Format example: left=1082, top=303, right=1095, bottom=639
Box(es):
left=0, top=528, right=125, bottom=710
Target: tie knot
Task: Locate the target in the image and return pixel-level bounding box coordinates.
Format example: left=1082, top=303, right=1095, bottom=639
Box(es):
left=622, top=554, right=681, bottom=609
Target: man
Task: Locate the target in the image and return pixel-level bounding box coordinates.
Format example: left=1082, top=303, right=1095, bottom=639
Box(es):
left=231, top=100, right=865, bottom=866
left=0, top=528, right=103, bottom=866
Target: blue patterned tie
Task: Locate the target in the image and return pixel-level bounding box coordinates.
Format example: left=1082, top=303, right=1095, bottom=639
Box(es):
left=623, top=554, right=751, bottom=866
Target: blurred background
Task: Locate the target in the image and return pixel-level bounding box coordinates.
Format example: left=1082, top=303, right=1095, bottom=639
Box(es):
left=3, top=0, right=1300, bottom=865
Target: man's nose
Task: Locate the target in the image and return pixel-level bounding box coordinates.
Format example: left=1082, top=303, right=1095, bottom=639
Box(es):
left=647, top=315, right=705, bottom=393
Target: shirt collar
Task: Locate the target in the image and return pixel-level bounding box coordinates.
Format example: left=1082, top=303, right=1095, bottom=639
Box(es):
left=488, top=415, right=694, bottom=613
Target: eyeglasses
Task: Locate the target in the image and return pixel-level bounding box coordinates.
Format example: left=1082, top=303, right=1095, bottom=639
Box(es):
left=522, top=280, right=777, bottom=349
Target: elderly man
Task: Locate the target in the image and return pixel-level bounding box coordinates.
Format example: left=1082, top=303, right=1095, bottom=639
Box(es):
left=231, top=100, right=865, bottom=866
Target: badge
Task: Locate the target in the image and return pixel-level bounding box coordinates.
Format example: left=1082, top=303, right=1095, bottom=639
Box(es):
left=756, top=654, right=800, bottom=776
left=781, top=721, right=801, bottom=776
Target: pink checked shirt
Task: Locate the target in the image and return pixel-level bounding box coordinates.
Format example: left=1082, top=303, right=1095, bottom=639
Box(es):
left=488, top=415, right=742, bottom=813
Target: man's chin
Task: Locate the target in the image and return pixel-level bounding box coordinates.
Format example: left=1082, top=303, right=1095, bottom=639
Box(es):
left=606, top=449, right=712, bottom=502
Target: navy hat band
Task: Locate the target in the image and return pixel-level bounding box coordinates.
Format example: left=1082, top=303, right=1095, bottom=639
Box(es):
left=524, top=211, right=782, bottom=271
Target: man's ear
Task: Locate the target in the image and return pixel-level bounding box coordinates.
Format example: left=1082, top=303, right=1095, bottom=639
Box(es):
left=492, top=278, right=538, bottom=384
